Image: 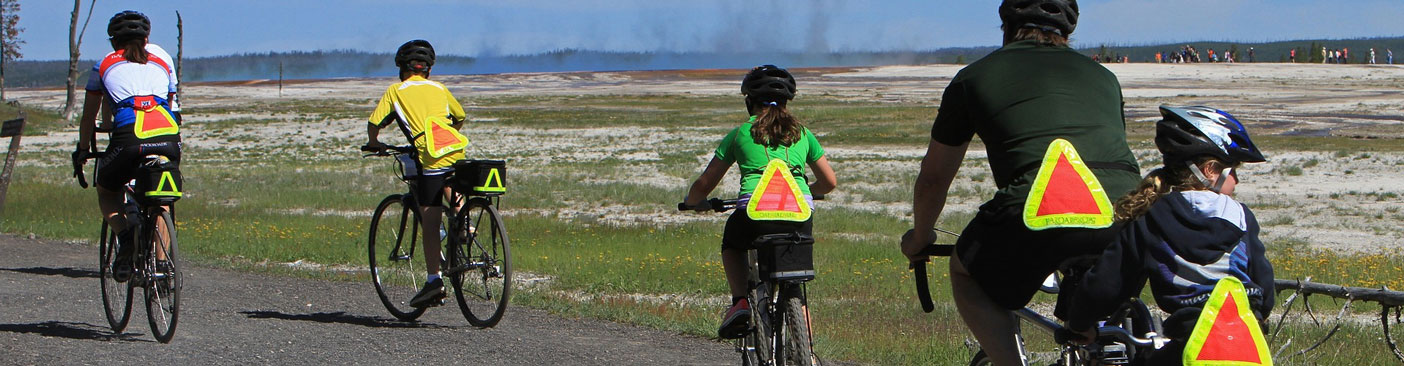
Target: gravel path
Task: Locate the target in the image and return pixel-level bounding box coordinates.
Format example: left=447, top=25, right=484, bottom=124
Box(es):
left=0, top=235, right=733, bottom=365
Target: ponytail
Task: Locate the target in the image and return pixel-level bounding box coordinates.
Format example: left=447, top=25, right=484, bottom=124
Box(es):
left=1114, top=156, right=1223, bottom=221
left=115, top=38, right=148, bottom=64
left=750, top=103, right=802, bottom=147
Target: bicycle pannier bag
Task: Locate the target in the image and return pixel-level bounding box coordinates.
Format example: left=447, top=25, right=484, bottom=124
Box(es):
left=755, top=234, right=815, bottom=281
left=452, top=159, right=507, bottom=195
left=135, top=155, right=182, bottom=206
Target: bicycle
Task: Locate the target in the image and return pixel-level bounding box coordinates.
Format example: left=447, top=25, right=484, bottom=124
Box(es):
left=74, top=150, right=184, bottom=343
left=362, top=144, right=512, bottom=327
left=680, top=197, right=822, bottom=366
left=907, top=235, right=1169, bottom=365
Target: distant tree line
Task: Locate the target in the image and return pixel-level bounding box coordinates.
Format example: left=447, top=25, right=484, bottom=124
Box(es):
left=6, top=36, right=1402, bottom=88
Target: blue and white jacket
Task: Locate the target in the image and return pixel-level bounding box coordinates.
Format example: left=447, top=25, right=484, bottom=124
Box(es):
left=1066, top=191, right=1275, bottom=339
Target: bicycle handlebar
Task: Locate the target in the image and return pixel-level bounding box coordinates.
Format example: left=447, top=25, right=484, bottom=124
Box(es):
left=360, top=144, right=415, bottom=157
left=71, top=148, right=105, bottom=189
left=906, top=228, right=959, bottom=313
left=677, top=195, right=825, bottom=213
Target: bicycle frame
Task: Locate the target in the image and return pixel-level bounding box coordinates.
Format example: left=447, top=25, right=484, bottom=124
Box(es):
left=909, top=240, right=1169, bottom=365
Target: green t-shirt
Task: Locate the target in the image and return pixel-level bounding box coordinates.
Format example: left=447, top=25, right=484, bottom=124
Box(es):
left=714, top=116, right=826, bottom=197
left=930, top=40, right=1141, bottom=210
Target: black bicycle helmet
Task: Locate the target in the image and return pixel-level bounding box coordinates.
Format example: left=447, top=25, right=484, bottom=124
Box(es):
left=395, top=39, right=436, bottom=71
left=999, top=0, right=1079, bottom=36
left=107, top=10, right=151, bottom=41
left=741, top=65, right=796, bottom=102
left=1155, top=105, right=1267, bottom=166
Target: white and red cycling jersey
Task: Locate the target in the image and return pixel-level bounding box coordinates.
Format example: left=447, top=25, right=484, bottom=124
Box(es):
left=85, top=43, right=178, bottom=110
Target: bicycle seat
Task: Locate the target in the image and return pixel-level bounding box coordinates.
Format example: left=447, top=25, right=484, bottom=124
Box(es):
left=751, top=232, right=814, bottom=247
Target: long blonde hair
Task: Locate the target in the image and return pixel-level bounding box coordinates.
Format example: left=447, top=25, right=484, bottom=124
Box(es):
left=1115, top=156, right=1229, bottom=221
left=750, top=103, right=803, bottom=147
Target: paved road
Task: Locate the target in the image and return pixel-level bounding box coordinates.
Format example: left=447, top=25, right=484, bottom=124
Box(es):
left=0, top=235, right=734, bottom=365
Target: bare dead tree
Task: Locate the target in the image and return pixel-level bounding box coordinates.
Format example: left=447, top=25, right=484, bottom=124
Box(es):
left=175, top=10, right=183, bottom=105
left=0, top=0, right=24, bottom=102
left=62, top=0, right=97, bottom=121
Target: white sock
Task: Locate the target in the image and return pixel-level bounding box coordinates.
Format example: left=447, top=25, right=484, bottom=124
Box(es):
left=426, top=274, right=441, bottom=283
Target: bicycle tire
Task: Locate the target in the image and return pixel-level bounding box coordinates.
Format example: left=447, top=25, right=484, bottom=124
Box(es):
left=782, top=295, right=817, bottom=366
left=368, top=194, right=428, bottom=321
left=746, top=281, right=777, bottom=365
left=449, top=197, right=512, bottom=327
left=144, top=208, right=180, bottom=343
left=98, top=220, right=134, bottom=332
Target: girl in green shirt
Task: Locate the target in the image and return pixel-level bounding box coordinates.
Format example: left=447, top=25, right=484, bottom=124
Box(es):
left=683, top=65, right=837, bottom=339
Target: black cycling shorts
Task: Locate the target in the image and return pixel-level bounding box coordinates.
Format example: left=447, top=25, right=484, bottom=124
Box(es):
left=954, top=204, right=1123, bottom=310
left=721, top=210, right=814, bottom=251
left=96, top=142, right=182, bottom=192
left=412, top=173, right=450, bottom=207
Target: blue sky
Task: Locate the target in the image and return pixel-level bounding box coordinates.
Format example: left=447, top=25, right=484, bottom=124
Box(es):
left=12, top=0, right=1404, bottom=60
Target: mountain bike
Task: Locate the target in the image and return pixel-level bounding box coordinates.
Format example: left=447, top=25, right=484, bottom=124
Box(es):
left=362, top=145, right=512, bottom=327
left=75, top=151, right=183, bottom=343
left=680, top=197, right=821, bottom=366
left=907, top=236, right=1169, bottom=365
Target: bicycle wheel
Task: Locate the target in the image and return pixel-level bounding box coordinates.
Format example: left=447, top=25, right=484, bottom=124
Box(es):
left=98, top=220, right=134, bottom=332
left=368, top=194, right=427, bottom=321
left=449, top=197, right=511, bottom=327
left=781, top=294, right=817, bottom=366
left=743, top=282, right=775, bottom=366
left=143, top=208, right=180, bottom=343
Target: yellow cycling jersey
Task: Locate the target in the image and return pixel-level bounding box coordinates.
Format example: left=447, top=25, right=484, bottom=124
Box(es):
left=368, top=75, right=468, bottom=171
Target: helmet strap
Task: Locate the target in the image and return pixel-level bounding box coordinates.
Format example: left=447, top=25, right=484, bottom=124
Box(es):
left=1186, top=161, right=1229, bottom=194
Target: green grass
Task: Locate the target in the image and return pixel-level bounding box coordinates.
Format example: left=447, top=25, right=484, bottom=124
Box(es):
left=5, top=94, right=1403, bottom=365
left=0, top=102, right=69, bottom=136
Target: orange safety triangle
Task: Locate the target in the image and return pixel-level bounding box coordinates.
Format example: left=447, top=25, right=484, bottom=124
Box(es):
left=430, top=123, right=462, bottom=151
left=1195, top=296, right=1261, bottom=363
left=1037, top=154, right=1102, bottom=216
left=746, top=159, right=811, bottom=222
left=1022, top=138, right=1113, bottom=231
left=142, top=109, right=175, bottom=131
left=755, top=171, right=800, bottom=213
left=1184, top=276, right=1273, bottom=366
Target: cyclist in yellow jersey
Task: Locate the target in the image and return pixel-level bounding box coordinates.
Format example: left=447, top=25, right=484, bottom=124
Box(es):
left=365, top=39, right=468, bottom=308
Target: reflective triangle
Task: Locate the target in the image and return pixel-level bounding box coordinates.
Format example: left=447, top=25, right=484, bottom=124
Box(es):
left=134, top=107, right=179, bottom=139
left=1023, top=139, right=1113, bottom=230
left=422, top=116, right=468, bottom=158
left=746, top=159, right=811, bottom=222
left=1037, top=155, right=1101, bottom=215
left=475, top=168, right=506, bottom=193
left=1184, top=277, right=1273, bottom=365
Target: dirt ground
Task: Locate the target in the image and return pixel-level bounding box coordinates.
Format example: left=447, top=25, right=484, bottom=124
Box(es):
left=11, top=62, right=1403, bottom=253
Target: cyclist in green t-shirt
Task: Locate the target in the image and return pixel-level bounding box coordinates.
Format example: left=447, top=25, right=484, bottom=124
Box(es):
left=683, top=65, right=837, bottom=339
left=900, top=2, right=1140, bottom=365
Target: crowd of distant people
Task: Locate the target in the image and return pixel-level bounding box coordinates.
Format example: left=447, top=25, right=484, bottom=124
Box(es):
left=1121, top=44, right=1396, bottom=65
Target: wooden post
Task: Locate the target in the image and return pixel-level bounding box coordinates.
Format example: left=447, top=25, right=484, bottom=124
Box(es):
left=0, top=114, right=23, bottom=218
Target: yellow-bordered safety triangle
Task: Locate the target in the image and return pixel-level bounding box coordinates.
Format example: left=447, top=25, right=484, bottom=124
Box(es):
left=1023, top=138, right=1113, bottom=231
left=475, top=168, right=506, bottom=193
left=145, top=171, right=182, bottom=198
left=746, top=159, right=811, bottom=222
left=422, top=115, right=468, bottom=158
left=134, top=106, right=179, bottom=139
left=1184, top=277, right=1273, bottom=366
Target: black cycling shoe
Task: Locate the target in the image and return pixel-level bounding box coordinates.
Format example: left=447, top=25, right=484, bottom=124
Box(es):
left=408, top=277, right=447, bottom=308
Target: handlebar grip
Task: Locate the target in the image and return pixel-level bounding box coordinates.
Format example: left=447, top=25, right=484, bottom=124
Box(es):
left=919, top=244, right=955, bottom=257
left=677, top=202, right=690, bottom=211
left=912, top=261, right=935, bottom=313
left=812, top=194, right=825, bottom=201
left=360, top=145, right=381, bottom=152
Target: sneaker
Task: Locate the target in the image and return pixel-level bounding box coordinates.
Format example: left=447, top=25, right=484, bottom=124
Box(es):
left=112, top=229, right=136, bottom=283
left=718, top=298, right=752, bottom=339
left=408, top=277, right=447, bottom=308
